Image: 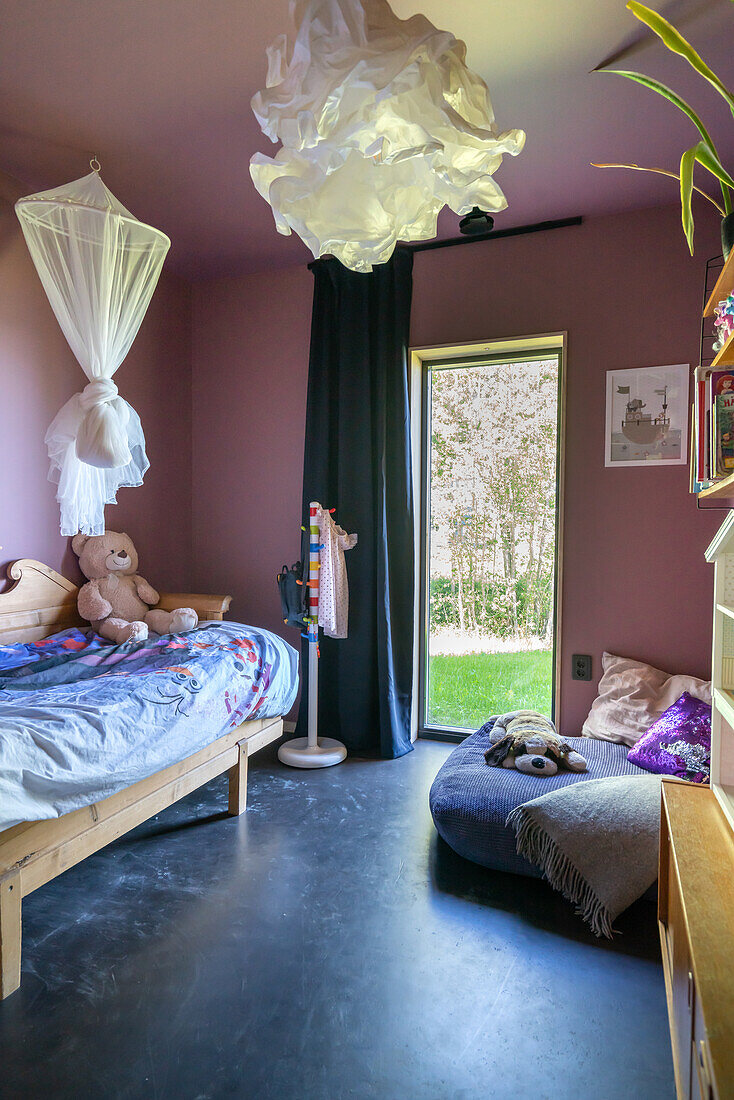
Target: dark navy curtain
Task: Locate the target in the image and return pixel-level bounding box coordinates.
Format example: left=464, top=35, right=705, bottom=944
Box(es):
left=296, top=250, right=414, bottom=759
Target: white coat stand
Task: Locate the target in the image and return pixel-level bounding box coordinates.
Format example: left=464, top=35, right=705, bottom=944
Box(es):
left=278, top=501, right=348, bottom=769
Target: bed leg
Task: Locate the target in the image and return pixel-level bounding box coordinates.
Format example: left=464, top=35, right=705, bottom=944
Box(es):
left=0, top=870, right=21, bottom=1000
left=228, top=742, right=248, bottom=816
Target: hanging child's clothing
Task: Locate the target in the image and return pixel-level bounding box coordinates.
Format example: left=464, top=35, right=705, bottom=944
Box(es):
left=316, top=507, right=357, bottom=639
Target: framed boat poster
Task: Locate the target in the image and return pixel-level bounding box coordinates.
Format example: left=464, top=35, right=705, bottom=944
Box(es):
left=605, top=363, right=689, bottom=467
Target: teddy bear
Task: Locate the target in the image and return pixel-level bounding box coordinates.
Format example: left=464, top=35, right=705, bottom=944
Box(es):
left=72, top=531, right=198, bottom=644
left=484, top=710, right=587, bottom=776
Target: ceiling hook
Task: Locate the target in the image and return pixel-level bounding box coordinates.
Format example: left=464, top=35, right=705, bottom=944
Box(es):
left=90, top=155, right=101, bottom=173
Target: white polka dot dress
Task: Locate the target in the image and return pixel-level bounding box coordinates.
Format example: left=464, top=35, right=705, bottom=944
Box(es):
left=316, top=507, right=357, bottom=639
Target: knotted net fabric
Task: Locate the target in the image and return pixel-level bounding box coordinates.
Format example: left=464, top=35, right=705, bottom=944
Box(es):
left=250, top=0, right=525, bottom=272
left=15, top=171, right=170, bottom=535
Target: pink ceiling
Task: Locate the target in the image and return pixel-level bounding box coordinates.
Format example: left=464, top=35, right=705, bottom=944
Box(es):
left=1, top=0, right=732, bottom=277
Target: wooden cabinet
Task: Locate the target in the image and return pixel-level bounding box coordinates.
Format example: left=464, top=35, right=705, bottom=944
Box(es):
left=659, top=780, right=734, bottom=1099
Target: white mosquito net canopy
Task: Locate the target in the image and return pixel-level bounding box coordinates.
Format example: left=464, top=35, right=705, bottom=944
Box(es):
left=16, top=168, right=170, bottom=536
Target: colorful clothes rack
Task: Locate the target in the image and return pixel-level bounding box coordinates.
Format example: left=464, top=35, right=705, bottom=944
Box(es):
left=278, top=502, right=353, bottom=769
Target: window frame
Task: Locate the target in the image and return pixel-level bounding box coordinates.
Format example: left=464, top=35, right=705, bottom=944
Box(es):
left=410, top=334, right=567, bottom=743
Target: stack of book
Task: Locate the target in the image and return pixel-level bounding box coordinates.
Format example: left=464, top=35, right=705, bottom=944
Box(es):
left=692, top=366, right=734, bottom=491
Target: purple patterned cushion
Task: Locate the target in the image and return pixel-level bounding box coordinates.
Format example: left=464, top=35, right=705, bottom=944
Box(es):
left=627, top=692, right=711, bottom=783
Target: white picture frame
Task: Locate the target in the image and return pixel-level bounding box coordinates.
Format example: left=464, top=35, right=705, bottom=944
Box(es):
left=605, top=363, right=689, bottom=467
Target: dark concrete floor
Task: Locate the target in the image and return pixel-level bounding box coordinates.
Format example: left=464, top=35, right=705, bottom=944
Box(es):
left=0, top=740, right=674, bottom=1100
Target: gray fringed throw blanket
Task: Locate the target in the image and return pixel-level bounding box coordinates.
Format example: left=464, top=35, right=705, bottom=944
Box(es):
left=507, top=774, right=662, bottom=938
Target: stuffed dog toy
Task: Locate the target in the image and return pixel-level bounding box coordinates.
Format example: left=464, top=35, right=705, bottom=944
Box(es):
left=484, top=710, right=587, bottom=776
left=72, top=531, right=198, bottom=644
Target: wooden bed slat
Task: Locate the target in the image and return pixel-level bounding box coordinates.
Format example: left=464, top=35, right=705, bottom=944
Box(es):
left=0, top=716, right=284, bottom=999
left=0, top=557, right=287, bottom=1000
left=10, top=719, right=282, bottom=895
left=0, top=717, right=272, bottom=874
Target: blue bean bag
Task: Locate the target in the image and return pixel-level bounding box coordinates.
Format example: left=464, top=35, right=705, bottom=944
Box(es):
left=429, top=719, right=648, bottom=877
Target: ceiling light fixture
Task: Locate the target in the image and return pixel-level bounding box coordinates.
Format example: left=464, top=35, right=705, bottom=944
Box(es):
left=459, top=207, right=495, bottom=236
left=250, top=0, right=525, bottom=272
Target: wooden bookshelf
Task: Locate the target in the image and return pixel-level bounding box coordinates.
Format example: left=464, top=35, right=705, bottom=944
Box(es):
left=699, top=470, right=734, bottom=499
left=704, top=247, right=734, bottom=316
left=696, top=254, right=734, bottom=498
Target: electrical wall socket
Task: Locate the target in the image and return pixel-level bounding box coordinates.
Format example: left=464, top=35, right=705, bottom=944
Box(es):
left=572, top=654, right=592, bottom=681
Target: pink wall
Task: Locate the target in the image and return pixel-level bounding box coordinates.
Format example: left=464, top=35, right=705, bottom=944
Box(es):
left=411, top=203, right=721, bottom=734
left=191, top=265, right=312, bottom=632
left=110, top=274, right=193, bottom=593
left=0, top=181, right=193, bottom=592
left=191, top=203, right=723, bottom=735
left=1, top=177, right=720, bottom=738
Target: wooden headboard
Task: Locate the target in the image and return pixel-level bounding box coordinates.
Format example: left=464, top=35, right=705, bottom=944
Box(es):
left=0, top=560, right=82, bottom=645
left=0, top=562, right=233, bottom=646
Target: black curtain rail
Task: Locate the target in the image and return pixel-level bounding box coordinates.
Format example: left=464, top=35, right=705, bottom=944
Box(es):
left=405, top=215, right=583, bottom=253
left=308, top=216, right=583, bottom=269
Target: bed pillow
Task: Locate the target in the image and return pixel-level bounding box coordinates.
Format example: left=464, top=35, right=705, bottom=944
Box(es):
left=627, top=692, right=711, bottom=783
left=581, top=652, right=711, bottom=748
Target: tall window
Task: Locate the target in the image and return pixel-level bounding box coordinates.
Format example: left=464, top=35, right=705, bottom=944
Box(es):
left=416, top=342, right=564, bottom=739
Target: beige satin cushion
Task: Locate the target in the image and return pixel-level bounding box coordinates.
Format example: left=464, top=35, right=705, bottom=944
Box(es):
left=581, top=652, right=711, bottom=747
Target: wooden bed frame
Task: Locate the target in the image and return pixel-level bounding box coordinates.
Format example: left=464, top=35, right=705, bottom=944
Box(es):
left=0, top=559, right=284, bottom=999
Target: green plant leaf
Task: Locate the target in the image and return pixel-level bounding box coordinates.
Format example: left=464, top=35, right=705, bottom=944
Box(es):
left=627, top=1, right=734, bottom=117
left=679, top=141, right=734, bottom=251
left=694, top=141, right=734, bottom=191
left=591, top=162, right=725, bottom=214
left=680, top=146, right=696, bottom=254
left=606, top=70, right=717, bottom=149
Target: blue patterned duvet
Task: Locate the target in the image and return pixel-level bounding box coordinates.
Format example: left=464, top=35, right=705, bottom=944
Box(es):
left=0, top=623, right=298, bottom=830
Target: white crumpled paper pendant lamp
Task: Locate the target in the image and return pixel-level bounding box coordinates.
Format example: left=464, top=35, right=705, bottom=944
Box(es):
left=250, top=0, right=525, bottom=272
